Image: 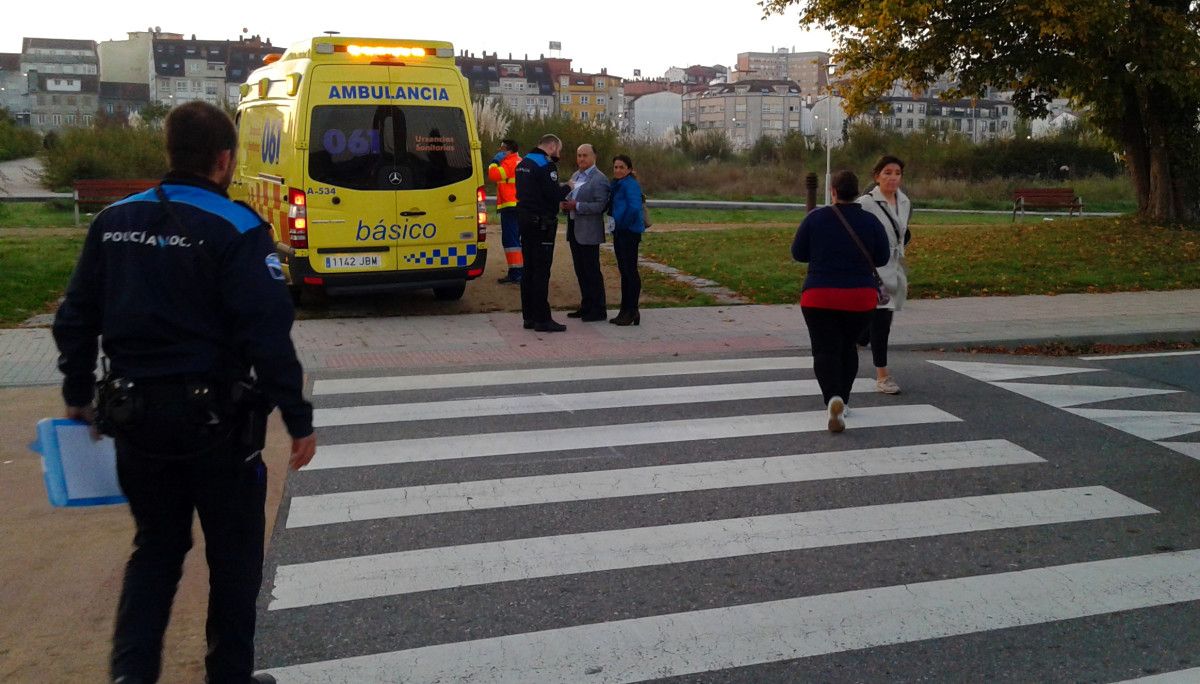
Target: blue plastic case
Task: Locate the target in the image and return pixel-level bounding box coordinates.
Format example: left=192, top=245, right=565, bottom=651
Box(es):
left=29, top=418, right=127, bottom=507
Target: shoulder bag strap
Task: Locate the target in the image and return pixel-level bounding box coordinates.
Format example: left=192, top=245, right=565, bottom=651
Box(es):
left=874, top=200, right=904, bottom=244
left=830, top=204, right=885, bottom=288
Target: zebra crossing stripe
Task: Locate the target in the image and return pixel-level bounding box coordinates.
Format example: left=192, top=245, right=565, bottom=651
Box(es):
left=313, top=379, right=877, bottom=427
left=287, top=439, right=1044, bottom=528
left=1115, top=668, right=1200, bottom=683
left=312, top=357, right=815, bottom=396
left=306, top=405, right=960, bottom=470
left=269, top=487, right=1153, bottom=609
left=265, top=548, right=1200, bottom=682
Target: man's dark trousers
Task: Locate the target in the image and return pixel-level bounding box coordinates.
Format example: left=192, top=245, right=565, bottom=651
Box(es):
left=110, top=422, right=267, bottom=684
left=567, top=219, right=606, bottom=317
left=518, top=212, right=556, bottom=324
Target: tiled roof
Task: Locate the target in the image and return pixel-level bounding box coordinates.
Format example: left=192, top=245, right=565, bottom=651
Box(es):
left=23, top=37, right=97, bottom=53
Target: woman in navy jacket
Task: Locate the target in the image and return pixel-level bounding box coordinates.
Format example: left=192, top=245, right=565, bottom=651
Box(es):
left=609, top=154, right=646, bottom=326
left=792, top=170, right=890, bottom=432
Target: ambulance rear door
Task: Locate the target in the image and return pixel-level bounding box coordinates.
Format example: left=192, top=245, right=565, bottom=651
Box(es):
left=303, top=65, right=400, bottom=275
left=384, top=66, right=479, bottom=273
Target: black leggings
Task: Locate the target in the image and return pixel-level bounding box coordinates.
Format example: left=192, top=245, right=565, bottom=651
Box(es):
left=802, top=306, right=874, bottom=405
left=858, top=308, right=895, bottom=369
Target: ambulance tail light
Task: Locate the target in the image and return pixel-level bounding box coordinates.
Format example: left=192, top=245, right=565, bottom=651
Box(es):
left=476, top=186, right=487, bottom=242
left=287, top=187, right=308, bottom=248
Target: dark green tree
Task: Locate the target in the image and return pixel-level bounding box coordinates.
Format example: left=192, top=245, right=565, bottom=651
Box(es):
left=760, top=0, right=1200, bottom=222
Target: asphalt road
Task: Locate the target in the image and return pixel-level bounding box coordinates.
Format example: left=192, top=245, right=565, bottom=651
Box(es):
left=256, top=349, right=1200, bottom=683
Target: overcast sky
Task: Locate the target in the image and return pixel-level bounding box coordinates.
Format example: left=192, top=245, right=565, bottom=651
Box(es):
left=2, top=0, right=835, bottom=78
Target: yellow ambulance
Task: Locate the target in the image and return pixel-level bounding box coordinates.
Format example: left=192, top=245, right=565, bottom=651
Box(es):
left=231, top=36, right=487, bottom=302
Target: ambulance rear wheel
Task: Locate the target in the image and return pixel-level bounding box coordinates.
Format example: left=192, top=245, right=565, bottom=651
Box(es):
left=433, top=283, right=466, bottom=301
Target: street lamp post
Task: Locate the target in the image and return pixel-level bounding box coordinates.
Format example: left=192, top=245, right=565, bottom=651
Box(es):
left=823, top=63, right=837, bottom=205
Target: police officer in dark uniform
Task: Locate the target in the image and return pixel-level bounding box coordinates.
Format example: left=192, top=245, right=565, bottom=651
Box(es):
left=515, top=133, right=570, bottom=332
left=51, top=101, right=317, bottom=684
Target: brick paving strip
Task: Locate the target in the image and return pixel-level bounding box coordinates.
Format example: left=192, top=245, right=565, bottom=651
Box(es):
left=5, top=291, right=1200, bottom=386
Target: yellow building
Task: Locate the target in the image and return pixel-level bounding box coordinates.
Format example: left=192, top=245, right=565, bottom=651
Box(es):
left=557, top=69, right=624, bottom=123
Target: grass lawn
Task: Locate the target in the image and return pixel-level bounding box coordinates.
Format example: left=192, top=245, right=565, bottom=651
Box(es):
left=0, top=201, right=77, bottom=229
left=640, top=217, right=1200, bottom=304
left=652, top=207, right=1084, bottom=227
left=0, top=234, right=84, bottom=326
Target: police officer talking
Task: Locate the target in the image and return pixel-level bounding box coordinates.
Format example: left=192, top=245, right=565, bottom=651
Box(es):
left=515, top=133, right=571, bottom=332
left=52, top=101, right=317, bottom=684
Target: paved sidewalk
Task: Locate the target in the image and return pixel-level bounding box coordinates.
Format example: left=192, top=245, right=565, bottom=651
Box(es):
left=5, top=289, right=1199, bottom=387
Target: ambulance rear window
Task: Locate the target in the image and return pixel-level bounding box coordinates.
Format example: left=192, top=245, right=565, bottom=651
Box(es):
left=308, top=105, right=473, bottom=190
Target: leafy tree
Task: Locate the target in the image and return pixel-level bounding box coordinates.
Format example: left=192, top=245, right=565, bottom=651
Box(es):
left=139, top=101, right=171, bottom=128
left=761, top=0, right=1200, bottom=223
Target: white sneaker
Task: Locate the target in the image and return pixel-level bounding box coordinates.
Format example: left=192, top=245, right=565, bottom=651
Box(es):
left=876, top=376, right=901, bottom=395
left=827, top=396, right=846, bottom=433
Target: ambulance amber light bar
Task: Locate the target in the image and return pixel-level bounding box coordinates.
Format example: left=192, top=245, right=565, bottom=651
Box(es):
left=314, top=43, right=453, bottom=58
left=347, top=45, right=428, bottom=58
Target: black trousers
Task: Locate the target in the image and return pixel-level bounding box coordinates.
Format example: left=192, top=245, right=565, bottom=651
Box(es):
left=612, top=230, right=642, bottom=315
left=518, top=213, right=556, bottom=324
left=857, top=308, right=896, bottom=368
left=111, top=420, right=267, bottom=684
left=802, top=306, right=874, bottom=405
left=567, top=220, right=606, bottom=316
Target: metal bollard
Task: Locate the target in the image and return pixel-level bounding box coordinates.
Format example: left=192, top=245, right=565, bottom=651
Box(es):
left=805, top=173, right=818, bottom=213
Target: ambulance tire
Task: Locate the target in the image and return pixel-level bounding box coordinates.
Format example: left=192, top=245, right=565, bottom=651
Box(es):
left=290, top=285, right=329, bottom=308
left=433, top=283, right=466, bottom=301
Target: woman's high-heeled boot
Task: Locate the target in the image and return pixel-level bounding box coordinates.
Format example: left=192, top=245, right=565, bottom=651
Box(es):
left=610, top=311, right=640, bottom=326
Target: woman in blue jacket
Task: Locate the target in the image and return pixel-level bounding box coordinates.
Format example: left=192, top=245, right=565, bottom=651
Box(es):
left=609, top=154, right=646, bottom=326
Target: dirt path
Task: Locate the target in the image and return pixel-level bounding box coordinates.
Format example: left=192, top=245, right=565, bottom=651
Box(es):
left=0, top=386, right=293, bottom=682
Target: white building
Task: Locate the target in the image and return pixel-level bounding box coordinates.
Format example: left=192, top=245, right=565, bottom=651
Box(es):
left=627, top=91, right=682, bottom=140
left=806, top=94, right=848, bottom=147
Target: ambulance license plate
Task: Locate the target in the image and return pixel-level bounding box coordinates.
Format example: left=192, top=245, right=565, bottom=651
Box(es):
left=325, top=255, right=381, bottom=269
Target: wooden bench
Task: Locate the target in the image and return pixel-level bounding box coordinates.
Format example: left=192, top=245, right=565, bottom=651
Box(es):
left=73, top=179, right=159, bottom=226
left=1011, top=187, right=1083, bottom=221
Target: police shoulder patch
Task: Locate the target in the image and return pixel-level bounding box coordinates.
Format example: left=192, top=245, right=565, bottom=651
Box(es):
left=264, top=253, right=285, bottom=281
left=550, top=171, right=558, bottom=181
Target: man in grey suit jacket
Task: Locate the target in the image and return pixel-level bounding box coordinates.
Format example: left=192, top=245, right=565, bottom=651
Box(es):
left=562, top=143, right=611, bottom=322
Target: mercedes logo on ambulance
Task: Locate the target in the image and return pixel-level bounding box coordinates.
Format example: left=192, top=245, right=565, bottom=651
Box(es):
left=388, top=171, right=403, bottom=186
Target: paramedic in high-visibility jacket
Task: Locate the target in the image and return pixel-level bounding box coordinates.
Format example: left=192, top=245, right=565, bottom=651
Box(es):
left=515, top=133, right=570, bottom=332
left=488, top=139, right=523, bottom=284
left=51, top=101, right=315, bottom=684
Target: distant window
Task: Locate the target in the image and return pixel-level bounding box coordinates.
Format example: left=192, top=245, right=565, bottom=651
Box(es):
left=580, top=111, right=589, bottom=120
left=580, top=95, right=589, bottom=105
left=560, top=93, right=570, bottom=104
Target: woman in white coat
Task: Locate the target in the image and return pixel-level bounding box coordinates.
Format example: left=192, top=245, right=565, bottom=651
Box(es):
left=856, top=155, right=911, bottom=394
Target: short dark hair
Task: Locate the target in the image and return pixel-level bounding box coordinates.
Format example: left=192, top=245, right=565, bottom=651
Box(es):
left=501, top=138, right=518, bottom=152
left=872, top=154, right=906, bottom=176
left=612, top=154, right=634, bottom=170
left=538, top=133, right=562, bottom=148
left=831, top=170, right=859, bottom=201
left=165, top=101, right=238, bottom=177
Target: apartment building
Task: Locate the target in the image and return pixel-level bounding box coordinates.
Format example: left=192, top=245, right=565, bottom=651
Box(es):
left=150, top=36, right=280, bottom=106
left=731, top=50, right=829, bottom=94
left=0, top=53, right=29, bottom=124
left=683, top=80, right=804, bottom=149
left=22, top=38, right=100, bottom=131
left=860, top=96, right=1017, bottom=141
left=456, top=52, right=562, bottom=118
left=558, top=69, right=624, bottom=123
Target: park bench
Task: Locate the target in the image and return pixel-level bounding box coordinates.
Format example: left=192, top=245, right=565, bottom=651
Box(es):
left=73, top=179, right=158, bottom=226
left=1011, top=187, right=1083, bottom=221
